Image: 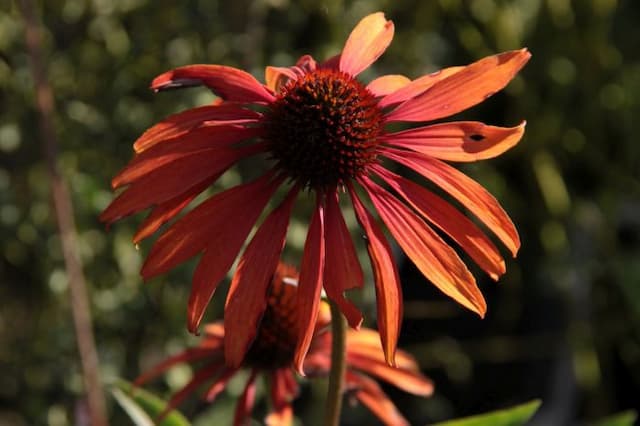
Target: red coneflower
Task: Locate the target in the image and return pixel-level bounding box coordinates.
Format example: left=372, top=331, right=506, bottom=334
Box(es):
left=135, top=263, right=433, bottom=426
left=101, top=12, right=529, bottom=372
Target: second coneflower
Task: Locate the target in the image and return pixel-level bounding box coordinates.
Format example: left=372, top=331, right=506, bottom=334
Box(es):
left=135, top=263, right=433, bottom=426
left=101, top=12, right=529, bottom=371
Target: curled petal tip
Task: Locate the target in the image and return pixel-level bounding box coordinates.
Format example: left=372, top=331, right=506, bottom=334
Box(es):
left=151, top=76, right=203, bottom=92
left=294, top=361, right=306, bottom=377
left=187, top=317, right=201, bottom=336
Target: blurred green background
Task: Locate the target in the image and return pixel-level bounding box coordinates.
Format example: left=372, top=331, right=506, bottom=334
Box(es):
left=1, top=0, right=639, bottom=425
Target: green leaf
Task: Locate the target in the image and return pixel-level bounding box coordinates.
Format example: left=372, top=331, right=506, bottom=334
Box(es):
left=110, top=378, right=191, bottom=426
left=432, top=400, right=542, bottom=426
left=590, top=410, right=638, bottom=426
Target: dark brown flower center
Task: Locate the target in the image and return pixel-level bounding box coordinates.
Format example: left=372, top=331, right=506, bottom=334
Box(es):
left=265, top=69, right=383, bottom=189
left=244, top=265, right=299, bottom=369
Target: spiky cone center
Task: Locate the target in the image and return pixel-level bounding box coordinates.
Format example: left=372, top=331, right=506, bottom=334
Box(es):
left=265, top=69, right=383, bottom=189
left=244, top=268, right=300, bottom=369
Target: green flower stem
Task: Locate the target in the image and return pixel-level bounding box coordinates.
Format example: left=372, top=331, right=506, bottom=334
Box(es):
left=324, top=300, right=347, bottom=426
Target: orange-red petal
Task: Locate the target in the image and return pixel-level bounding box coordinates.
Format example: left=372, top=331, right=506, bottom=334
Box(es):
left=294, top=199, right=325, bottom=376
left=223, top=187, right=298, bottom=367
left=132, top=180, right=209, bottom=244
left=345, top=328, right=419, bottom=372
left=381, top=121, right=526, bottom=162
left=383, top=148, right=520, bottom=256
left=385, top=49, right=531, bottom=122
left=323, top=190, right=364, bottom=329
left=183, top=175, right=284, bottom=333
left=134, top=348, right=221, bottom=387
left=265, top=370, right=295, bottom=426
left=133, top=104, right=260, bottom=153
left=339, top=12, right=394, bottom=77
left=349, top=186, right=401, bottom=366
left=100, top=146, right=258, bottom=226
left=361, top=177, right=487, bottom=317
left=346, top=371, right=409, bottom=426
left=151, top=64, right=275, bottom=103
left=204, top=366, right=239, bottom=402
left=366, top=74, right=411, bottom=98
left=140, top=172, right=278, bottom=280
left=232, top=371, right=258, bottom=426
left=373, top=165, right=505, bottom=280
left=378, top=66, right=463, bottom=109
left=157, top=363, right=224, bottom=422
left=347, top=353, right=433, bottom=396
left=114, top=125, right=261, bottom=189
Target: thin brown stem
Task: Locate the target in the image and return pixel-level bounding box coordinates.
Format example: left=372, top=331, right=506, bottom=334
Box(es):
left=324, top=301, right=347, bottom=426
left=18, top=1, right=108, bottom=425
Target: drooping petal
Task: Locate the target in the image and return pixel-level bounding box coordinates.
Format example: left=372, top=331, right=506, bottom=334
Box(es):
left=184, top=175, right=284, bottom=333
left=347, top=353, right=433, bottom=396
left=114, top=126, right=262, bottom=189
left=133, top=104, right=261, bottom=153
left=151, top=65, right=275, bottom=103
left=134, top=348, right=222, bottom=386
left=140, top=171, right=278, bottom=280
left=372, top=165, right=506, bottom=280
left=378, top=66, right=463, bottom=109
left=283, top=368, right=300, bottom=398
left=348, top=186, right=401, bottom=366
left=382, top=148, right=520, bottom=256
left=204, top=366, right=240, bottom=402
left=132, top=180, right=209, bottom=244
left=265, top=370, right=295, bottom=426
left=385, top=49, right=531, bottom=122
left=366, top=74, right=411, bottom=98
left=381, top=121, right=526, bottom=162
left=345, top=328, right=418, bottom=371
left=100, top=145, right=261, bottom=226
left=323, top=190, right=364, bottom=329
left=346, top=371, right=409, bottom=426
left=157, top=363, right=224, bottom=422
left=293, top=198, right=325, bottom=376
left=224, top=187, right=298, bottom=367
left=232, top=370, right=258, bottom=426
left=339, top=12, right=394, bottom=77
left=300, top=328, right=331, bottom=374
left=361, top=177, right=487, bottom=317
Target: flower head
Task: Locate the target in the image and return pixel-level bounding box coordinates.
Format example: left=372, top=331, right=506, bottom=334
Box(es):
left=136, top=263, right=433, bottom=426
left=101, top=12, right=529, bottom=372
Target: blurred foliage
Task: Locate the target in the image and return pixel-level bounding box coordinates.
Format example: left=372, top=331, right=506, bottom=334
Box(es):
left=1, top=0, right=639, bottom=425
left=432, top=399, right=541, bottom=426
left=111, top=379, right=190, bottom=426
left=590, top=411, right=639, bottom=426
